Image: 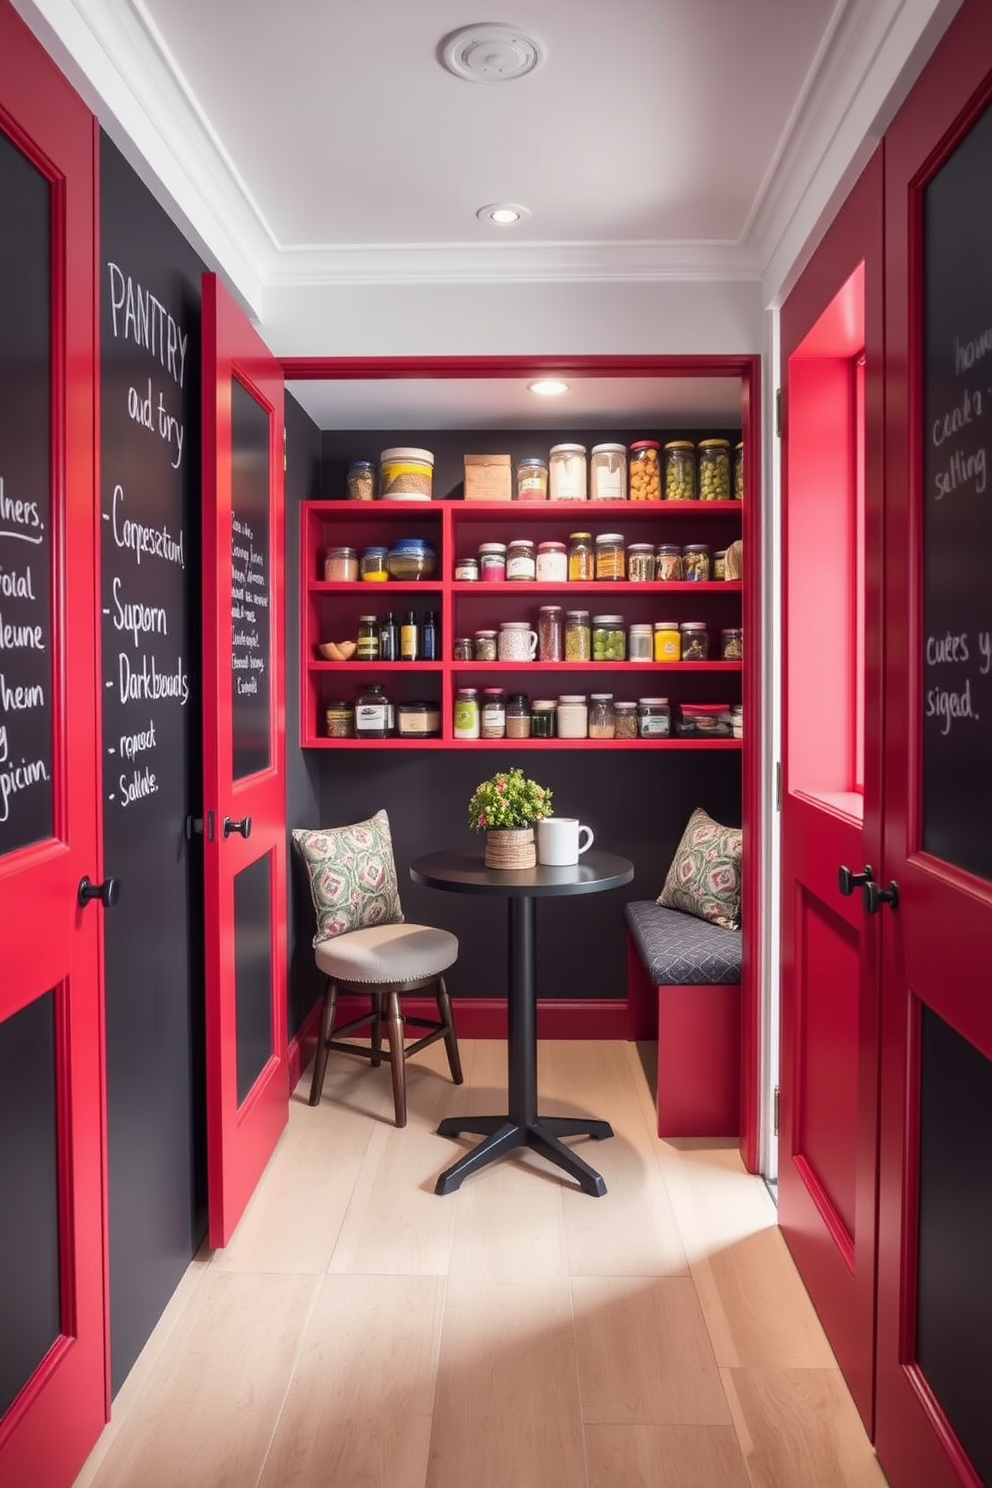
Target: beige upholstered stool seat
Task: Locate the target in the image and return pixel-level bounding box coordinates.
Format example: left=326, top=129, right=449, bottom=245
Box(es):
left=315, top=923, right=457, bottom=984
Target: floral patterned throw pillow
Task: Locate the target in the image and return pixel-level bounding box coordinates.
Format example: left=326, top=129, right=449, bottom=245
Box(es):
left=657, top=806, right=742, bottom=931
left=292, top=809, right=404, bottom=945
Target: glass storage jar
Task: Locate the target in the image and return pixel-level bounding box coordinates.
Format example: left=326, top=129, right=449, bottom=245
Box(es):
left=386, top=537, right=436, bottom=580
left=477, top=542, right=507, bottom=581
left=567, top=532, right=594, bottom=581
left=453, top=687, right=480, bottom=740
left=516, top=456, right=549, bottom=501
left=325, top=701, right=354, bottom=738
left=655, top=543, right=683, bottom=580
left=536, top=540, right=567, bottom=582
left=538, top=605, right=564, bottom=662
left=564, top=610, right=591, bottom=661
left=506, top=693, right=532, bottom=739
left=588, top=693, right=615, bottom=739
left=653, top=621, right=681, bottom=662
left=454, top=555, right=479, bottom=582
left=628, top=440, right=661, bottom=501
left=712, top=549, right=727, bottom=581
left=591, top=615, right=626, bottom=661
left=664, top=440, right=697, bottom=501
left=590, top=443, right=628, bottom=501
left=324, top=545, right=358, bottom=581
left=628, top=623, right=653, bottom=661
left=613, top=700, right=638, bottom=739
left=680, top=622, right=709, bottom=660
left=480, top=688, right=506, bottom=739
left=357, top=615, right=379, bottom=661
left=734, top=441, right=745, bottom=501
left=637, top=697, right=671, bottom=739
left=556, top=694, right=588, bottom=739
left=355, top=683, right=392, bottom=739
left=360, top=545, right=389, bottom=581
left=506, top=538, right=536, bottom=581
left=698, top=438, right=732, bottom=500
left=531, top=699, right=557, bottom=738
left=594, top=533, right=626, bottom=580
left=397, top=702, right=440, bottom=739
left=682, top=543, right=711, bottom=581
left=379, top=446, right=433, bottom=500
left=473, top=629, right=498, bottom=661
left=453, top=636, right=474, bottom=661
left=549, top=443, right=588, bottom=501
left=720, top=626, right=743, bottom=660
left=346, top=460, right=375, bottom=501
left=626, top=543, right=655, bottom=582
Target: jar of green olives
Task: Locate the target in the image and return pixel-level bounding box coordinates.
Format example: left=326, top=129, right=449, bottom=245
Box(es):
left=592, top=615, right=626, bottom=661
left=698, top=438, right=731, bottom=500
left=664, top=440, right=696, bottom=501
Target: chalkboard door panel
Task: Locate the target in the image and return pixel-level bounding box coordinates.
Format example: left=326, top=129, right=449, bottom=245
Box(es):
left=0, top=11, right=106, bottom=1487
left=778, top=153, right=884, bottom=1438
left=878, top=6, right=992, bottom=1486
left=201, top=273, right=287, bottom=1248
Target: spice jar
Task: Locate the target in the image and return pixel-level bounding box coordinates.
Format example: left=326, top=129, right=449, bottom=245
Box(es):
left=637, top=697, right=671, bottom=739
left=324, top=545, right=358, bottom=581
left=473, top=629, right=498, bottom=662
left=564, top=610, right=591, bottom=661
left=325, top=701, right=354, bottom=738
left=713, top=549, right=727, bottom=581
left=556, top=694, right=588, bottom=739
left=626, top=543, right=656, bottom=582
left=536, top=540, right=567, bottom=582
left=628, top=440, right=661, bottom=501
left=506, top=538, right=536, bottom=581
left=664, top=440, right=697, bottom=501
left=538, top=605, right=564, bottom=662
left=682, top=543, right=711, bottom=581
left=480, top=687, right=506, bottom=739
left=453, top=636, right=474, bottom=661
left=680, top=622, right=709, bottom=660
left=614, top=701, right=638, bottom=739
left=734, top=442, right=745, bottom=501
left=549, top=443, right=588, bottom=501
left=655, top=543, right=683, bottom=580
left=653, top=622, right=681, bottom=662
left=628, top=623, right=653, bottom=661
left=506, top=693, right=531, bottom=739
left=590, top=443, right=628, bottom=501
left=360, top=545, right=389, bottom=581
left=698, top=438, right=732, bottom=500
left=398, top=702, right=441, bottom=739
left=357, top=615, right=379, bottom=660
left=478, top=542, right=507, bottom=581
left=592, top=615, right=625, bottom=661
left=567, top=532, right=594, bottom=581
left=355, top=683, right=392, bottom=739
left=454, top=555, right=479, bottom=582
left=531, top=700, right=557, bottom=739
left=588, top=693, right=615, bottom=739
left=516, top=456, right=549, bottom=501
left=346, top=460, right=375, bottom=501
left=453, top=687, right=480, bottom=740
left=720, top=626, right=743, bottom=660
left=594, top=533, right=626, bottom=580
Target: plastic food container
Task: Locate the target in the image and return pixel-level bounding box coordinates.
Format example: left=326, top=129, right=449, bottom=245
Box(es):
left=379, top=446, right=433, bottom=500
left=385, top=537, right=436, bottom=579
left=676, top=703, right=732, bottom=738
left=653, top=622, right=681, bottom=662
left=637, top=697, right=671, bottom=739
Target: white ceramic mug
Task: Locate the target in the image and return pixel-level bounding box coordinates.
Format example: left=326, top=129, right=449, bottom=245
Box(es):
left=537, top=816, right=594, bottom=866
left=498, top=621, right=539, bottom=661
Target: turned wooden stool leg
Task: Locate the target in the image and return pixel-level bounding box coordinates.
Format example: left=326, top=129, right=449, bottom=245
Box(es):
left=370, top=989, right=384, bottom=1067
left=385, top=990, right=407, bottom=1126
left=308, top=979, right=338, bottom=1105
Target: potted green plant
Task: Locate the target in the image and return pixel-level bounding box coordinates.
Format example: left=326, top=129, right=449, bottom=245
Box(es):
left=467, top=767, right=553, bottom=869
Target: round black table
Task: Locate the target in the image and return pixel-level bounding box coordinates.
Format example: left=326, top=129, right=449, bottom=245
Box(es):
left=410, top=847, right=634, bottom=1196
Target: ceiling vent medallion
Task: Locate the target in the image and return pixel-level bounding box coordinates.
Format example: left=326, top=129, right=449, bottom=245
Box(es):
left=439, top=23, right=546, bottom=83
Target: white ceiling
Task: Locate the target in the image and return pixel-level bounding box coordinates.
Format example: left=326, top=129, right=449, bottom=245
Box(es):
left=16, top=0, right=962, bottom=427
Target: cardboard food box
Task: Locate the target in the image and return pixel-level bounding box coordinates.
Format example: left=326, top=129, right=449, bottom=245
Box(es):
left=464, top=453, right=513, bottom=501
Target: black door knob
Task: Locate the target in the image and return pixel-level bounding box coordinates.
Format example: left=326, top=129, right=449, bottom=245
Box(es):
left=223, top=816, right=252, bottom=839
left=863, top=880, right=899, bottom=914
left=838, top=864, right=873, bottom=896
left=78, top=875, right=121, bottom=909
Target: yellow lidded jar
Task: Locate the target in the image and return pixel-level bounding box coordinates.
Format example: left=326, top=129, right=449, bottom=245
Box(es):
left=697, top=438, right=732, bottom=500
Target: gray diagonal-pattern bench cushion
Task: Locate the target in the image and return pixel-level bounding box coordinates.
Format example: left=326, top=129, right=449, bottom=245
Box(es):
left=625, top=901, right=742, bottom=985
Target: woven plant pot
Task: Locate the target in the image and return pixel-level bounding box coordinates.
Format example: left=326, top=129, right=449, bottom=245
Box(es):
left=484, top=826, right=536, bottom=870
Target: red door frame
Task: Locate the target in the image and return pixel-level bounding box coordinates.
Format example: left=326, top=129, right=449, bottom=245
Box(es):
left=0, top=5, right=107, bottom=1483
left=201, top=273, right=288, bottom=1248
left=778, top=151, right=885, bottom=1432
left=283, top=353, right=763, bottom=1171
left=877, top=2, right=992, bottom=1483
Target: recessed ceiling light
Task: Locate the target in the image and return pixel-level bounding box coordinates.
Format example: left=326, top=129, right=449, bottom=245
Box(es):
left=528, top=379, right=570, bottom=397
left=476, top=203, right=530, bottom=226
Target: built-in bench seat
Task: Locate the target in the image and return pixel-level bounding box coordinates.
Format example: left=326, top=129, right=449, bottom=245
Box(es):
left=625, top=901, right=742, bottom=1138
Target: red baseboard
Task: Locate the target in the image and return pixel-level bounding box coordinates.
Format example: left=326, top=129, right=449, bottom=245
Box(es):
left=287, top=999, right=323, bottom=1090
left=299, top=993, right=629, bottom=1049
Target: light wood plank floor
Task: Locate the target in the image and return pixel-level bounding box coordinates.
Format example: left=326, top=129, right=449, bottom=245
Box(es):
left=73, top=1039, right=890, bottom=1488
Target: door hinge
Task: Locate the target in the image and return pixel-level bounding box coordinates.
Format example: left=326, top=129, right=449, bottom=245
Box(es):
left=774, top=1086, right=780, bottom=1135
left=775, top=386, right=783, bottom=437
left=775, top=760, right=782, bottom=811
left=283, top=426, right=287, bottom=473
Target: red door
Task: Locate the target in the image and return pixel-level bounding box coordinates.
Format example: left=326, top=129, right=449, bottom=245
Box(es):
left=876, top=4, right=992, bottom=1484
left=0, top=8, right=107, bottom=1486
left=201, top=273, right=287, bottom=1247
left=778, top=152, right=885, bottom=1432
